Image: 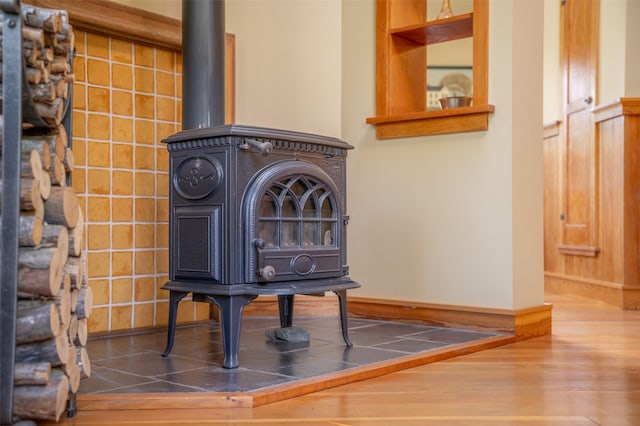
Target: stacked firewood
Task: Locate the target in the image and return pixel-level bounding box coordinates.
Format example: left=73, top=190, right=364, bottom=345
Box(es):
left=0, top=5, right=75, bottom=128
left=0, top=5, right=92, bottom=423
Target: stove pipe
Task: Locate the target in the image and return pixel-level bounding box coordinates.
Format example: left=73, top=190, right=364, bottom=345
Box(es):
left=182, top=0, right=225, bottom=130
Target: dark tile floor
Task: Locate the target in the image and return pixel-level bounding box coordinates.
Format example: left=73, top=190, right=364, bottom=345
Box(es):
left=80, top=316, right=500, bottom=394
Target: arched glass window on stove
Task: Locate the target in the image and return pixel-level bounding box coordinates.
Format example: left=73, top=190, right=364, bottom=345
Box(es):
left=258, top=175, right=337, bottom=249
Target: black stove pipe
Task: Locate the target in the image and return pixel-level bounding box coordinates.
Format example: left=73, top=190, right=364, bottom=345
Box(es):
left=182, top=0, right=225, bottom=129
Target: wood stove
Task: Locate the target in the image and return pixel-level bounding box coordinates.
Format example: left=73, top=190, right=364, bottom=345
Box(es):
left=161, top=125, right=360, bottom=368
left=161, top=0, right=359, bottom=369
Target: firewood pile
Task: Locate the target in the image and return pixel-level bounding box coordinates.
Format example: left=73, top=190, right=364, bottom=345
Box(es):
left=1, top=4, right=92, bottom=422
left=0, top=5, right=75, bottom=128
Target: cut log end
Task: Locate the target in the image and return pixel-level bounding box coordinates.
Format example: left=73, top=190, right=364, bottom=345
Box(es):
left=13, top=369, right=69, bottom=421
left=44, top=186, right=79, bottom=228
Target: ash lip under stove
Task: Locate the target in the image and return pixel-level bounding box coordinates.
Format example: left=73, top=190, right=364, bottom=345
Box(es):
left=160, top=0, right=359, bottom=369
left=161, top=125, right=360, bottom=368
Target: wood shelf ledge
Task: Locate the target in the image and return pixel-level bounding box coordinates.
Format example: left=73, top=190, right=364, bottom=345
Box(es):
left=366, top=104, right=495, bottom=139
left=390, top=13, right=473, bottom=45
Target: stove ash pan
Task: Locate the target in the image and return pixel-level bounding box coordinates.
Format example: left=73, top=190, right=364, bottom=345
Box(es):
left=163, top=124, right=353, bottom=286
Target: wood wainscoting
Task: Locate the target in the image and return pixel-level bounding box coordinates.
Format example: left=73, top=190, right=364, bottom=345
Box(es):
left=543, top=98, right=640, bottom=309
left=243, top=295, right=552, bottom=339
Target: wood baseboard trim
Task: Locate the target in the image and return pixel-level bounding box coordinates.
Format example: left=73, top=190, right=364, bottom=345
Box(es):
left=346, top=296, right=551, bottom=339
left=30, top=0, right=182, bottom=49
left=234, top=294, right=342, bottom=319
left=241, top=294, right=551, bottom=339
left=545, top=272, right=640, bottom=310
left=78, top=392, right=253, bottom=410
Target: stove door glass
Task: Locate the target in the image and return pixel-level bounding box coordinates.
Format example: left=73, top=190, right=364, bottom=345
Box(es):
left=258, top=176, right=336, bottom=248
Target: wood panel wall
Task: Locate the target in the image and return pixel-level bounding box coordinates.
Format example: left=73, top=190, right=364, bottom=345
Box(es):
left=544, top=98, right=640, bottom=309
left=543, top=121, right=562, bottom=274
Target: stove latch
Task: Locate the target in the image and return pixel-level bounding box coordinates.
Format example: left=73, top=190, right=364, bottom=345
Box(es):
left=253, top=238, right=276, bottom=281
left=239, top=138, right=272, bottom=156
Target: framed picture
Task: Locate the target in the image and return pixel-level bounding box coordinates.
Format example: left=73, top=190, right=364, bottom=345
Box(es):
left=427, top=66, right=473, bottom=110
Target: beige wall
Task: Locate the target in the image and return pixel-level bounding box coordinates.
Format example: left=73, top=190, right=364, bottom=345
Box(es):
left=600, top=0, right=640, bottom=101
left=543, top=1, right=560, bottom=124
left=112, top=0, right=342, bottom=137
left=225, top=0, right=342, bottom=137
left=625, top=0, right=640, bottom=96
left=509, top=1, right=545, bottom=309
left=113, top=0, right=181, bottom=18
left=106, top=0, right=640, bottom=313
left=115, top=1, right=640, bottom=124
left=113, top=0, right=546, bottom=311
left=599, top=0, right=626, bottom=105
left=342, top=0, right=543, bottom=310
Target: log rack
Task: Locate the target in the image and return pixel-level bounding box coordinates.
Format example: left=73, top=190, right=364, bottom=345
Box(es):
left=0, top=0, right=74, bottom=422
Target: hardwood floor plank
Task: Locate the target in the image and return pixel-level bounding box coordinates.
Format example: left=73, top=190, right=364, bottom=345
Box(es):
left=43, top=291, right=640, bottom=425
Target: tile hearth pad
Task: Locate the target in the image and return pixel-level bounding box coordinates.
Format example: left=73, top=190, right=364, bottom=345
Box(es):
left=81, top=316, right=501, bottom=395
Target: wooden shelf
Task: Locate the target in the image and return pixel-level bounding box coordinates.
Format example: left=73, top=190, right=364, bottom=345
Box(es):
left=366, top=104, right=495, bottom=139
left=391, top=13, right=473, bottom=45
left=368, top=0, right=491, bottom=139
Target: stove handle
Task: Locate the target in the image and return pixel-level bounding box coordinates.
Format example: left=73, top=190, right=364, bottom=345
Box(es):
left=239, top=138, right=273, bottom=156
left=259, top=265, right=276, bottom=281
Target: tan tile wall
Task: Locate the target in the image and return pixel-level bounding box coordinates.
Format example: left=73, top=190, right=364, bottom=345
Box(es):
left=72, top=31, right=209, bottom=333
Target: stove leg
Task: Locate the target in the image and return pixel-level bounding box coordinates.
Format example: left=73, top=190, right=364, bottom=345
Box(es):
left=205, top=294, right=257, bottom=368
left=278, top=294, right=295, bottom=328
left=333, top=289, right=353, bottom=347
left=162, top=290, right=188, bottom=357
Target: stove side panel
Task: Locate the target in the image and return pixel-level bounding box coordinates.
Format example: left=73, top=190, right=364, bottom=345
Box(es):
left=167, top=140, right=234, bottom=284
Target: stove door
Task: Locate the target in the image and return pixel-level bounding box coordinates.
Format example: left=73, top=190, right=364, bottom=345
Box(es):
left=244, top=160, right=344, bottom=283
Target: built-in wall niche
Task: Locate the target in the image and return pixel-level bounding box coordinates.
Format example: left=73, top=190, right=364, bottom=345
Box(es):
left=366, top=0, right=494, bottom=139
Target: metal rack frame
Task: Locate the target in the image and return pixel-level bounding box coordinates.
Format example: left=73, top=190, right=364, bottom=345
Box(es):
left=1, top=1, right=24, bottom=423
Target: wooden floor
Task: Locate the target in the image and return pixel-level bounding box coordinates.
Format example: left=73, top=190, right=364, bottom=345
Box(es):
left=48, top=291, right=640, bottom=425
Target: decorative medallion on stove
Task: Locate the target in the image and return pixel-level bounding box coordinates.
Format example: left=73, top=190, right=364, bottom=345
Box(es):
left=291, top=253, right=316, bottom=276
left=174, top=156, right=223, bottom=200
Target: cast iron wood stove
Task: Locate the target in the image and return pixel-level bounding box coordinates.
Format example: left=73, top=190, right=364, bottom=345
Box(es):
left=162, top=0, right=359, bottom=369
left=161, top=125, right=359, bottom=368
